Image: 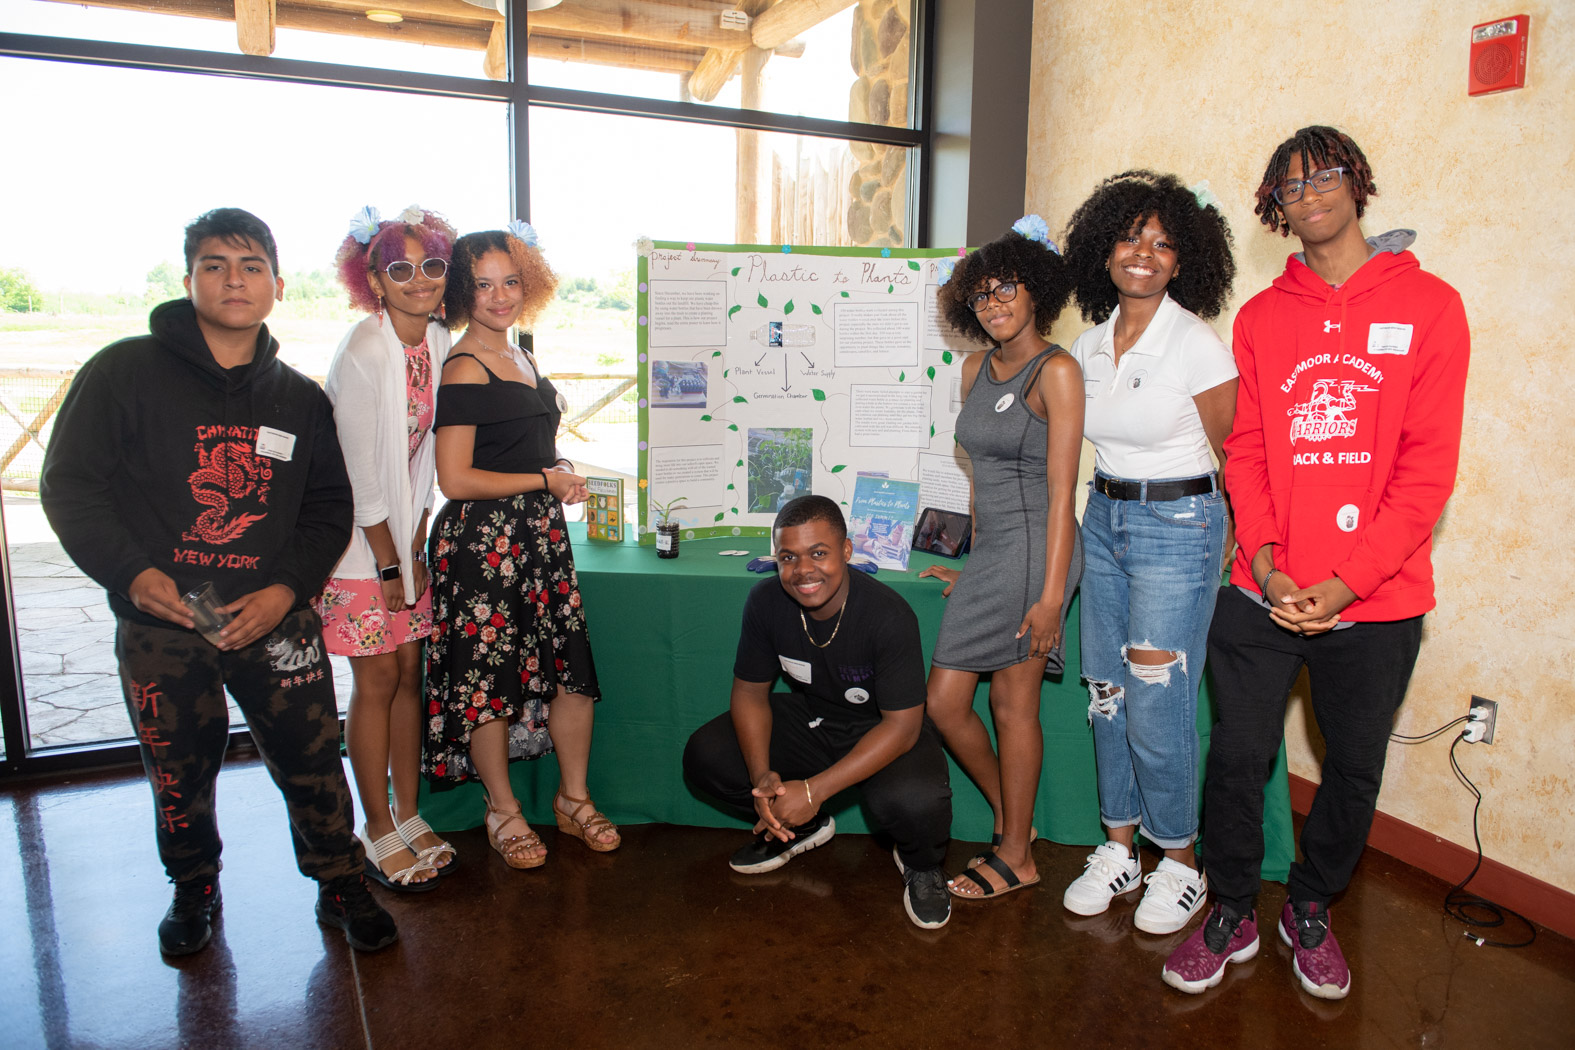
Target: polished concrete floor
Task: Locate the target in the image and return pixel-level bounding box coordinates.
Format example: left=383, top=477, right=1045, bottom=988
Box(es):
left=4, top=757, right=1572, bottom=1050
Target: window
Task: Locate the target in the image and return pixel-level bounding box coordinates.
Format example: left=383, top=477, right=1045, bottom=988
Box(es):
left=0, top=0, right=929, bottom=772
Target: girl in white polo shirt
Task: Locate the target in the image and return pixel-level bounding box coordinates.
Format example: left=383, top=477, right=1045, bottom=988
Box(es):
left=1060, top=171, right=1238, bottom=935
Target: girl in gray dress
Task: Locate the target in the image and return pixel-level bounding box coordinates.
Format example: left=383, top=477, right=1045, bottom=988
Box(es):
left=920, top=217, right=1084, bottom=899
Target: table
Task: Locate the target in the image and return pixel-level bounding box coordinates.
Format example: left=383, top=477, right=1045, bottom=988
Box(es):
left=419, top=525, right=1293, bottom=879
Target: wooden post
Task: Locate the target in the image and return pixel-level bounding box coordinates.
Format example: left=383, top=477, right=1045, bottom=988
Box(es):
left=734, top=45, right=770, bottom=244
left=234, top=0, right=275, bottom=56
left=484, top=20, right=507, bottom=80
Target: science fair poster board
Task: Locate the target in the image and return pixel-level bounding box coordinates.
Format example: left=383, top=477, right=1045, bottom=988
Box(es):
left=635, top=241, right=979, bottom=552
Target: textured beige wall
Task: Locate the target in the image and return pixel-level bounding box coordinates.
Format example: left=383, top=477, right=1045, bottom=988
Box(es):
left=1028, top=2, right=1574, bottom=893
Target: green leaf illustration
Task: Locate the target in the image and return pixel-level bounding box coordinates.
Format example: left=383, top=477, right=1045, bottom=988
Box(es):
left=811, top=304, right=823, bottom=315
left=731, top=507, right=739, bottom=514
left=812, top=389, right=827, bottom=402
left=927, top=366, right=936, bottom=380
left=757, top=293, right=769, bottom=308
left=737, top=459, right=744, bottom=466
left=728, top=304, right=741, bottom=319
left=714, top=512, right=725, bottom=522
left=712, top=350, right=722, bottom=357
left=899, top=371, right=906, bottom=382
left=726, top=483, right=735, bottom=490
left=830, top=464, right=846, bottom=473
left=731, top=266, right=741, bottom=276
left=907, top=260, right=920, bottom=271
left=784, top=299, right=795, bottom=315
left=942, top=351, right=953, bottom=364
left=840, top=291, right=849, bottom=298
left=887, top=283, right=894, bottom=293
left=732, top=395, right=748, bottom=403
left=930, top=423, right=936, bottom=437
left=728, top=424, right=739, bottom=431
left=700, top=414, right=712, bottom=422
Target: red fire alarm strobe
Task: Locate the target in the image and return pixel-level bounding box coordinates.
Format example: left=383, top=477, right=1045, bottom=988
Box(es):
left=1469, top=15, right=1529, bottom=96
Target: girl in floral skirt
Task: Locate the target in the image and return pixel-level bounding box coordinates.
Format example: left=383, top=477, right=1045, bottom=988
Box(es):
left=423, top=224, right=620, bottom=868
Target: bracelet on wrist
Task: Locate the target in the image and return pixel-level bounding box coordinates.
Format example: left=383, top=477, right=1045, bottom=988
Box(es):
left=1259, top=566, right=1279, bottom=597
left=803, top=778, right=814, bottom=807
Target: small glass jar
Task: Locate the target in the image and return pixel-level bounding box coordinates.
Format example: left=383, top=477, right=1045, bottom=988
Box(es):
left=656, top=521, right=680, bottom=559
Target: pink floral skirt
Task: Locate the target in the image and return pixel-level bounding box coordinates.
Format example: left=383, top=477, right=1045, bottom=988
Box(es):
left=314, top=576, right=433, bottom=657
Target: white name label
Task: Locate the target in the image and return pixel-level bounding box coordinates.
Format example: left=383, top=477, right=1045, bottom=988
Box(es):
left=1367, top=323, right=1413, bottom=356
left=254, top=426, right=296, bottom=461
left=779, top=655, right=812, bottom=684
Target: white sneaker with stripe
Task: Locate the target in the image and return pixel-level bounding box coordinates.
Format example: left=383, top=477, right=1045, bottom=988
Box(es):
left=1062, top=841, right=1141, bottom=916
left=1134, top=857, right=1208, bottom=934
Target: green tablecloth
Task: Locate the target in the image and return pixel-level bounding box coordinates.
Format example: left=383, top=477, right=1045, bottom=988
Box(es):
left=419, top=525, right=1293, bottom=880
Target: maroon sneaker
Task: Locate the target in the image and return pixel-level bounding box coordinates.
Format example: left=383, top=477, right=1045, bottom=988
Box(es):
left=1279, top=899, right=1351, bottom=999
left=1161, top=903, right=1259, bottom=994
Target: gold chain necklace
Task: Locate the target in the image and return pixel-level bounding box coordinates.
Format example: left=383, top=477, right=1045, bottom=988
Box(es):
left=799, top=598, right=847, bottom=649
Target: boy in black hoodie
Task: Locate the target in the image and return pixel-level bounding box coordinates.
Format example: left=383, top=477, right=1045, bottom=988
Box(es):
left=41, top=208, right=397, bottom=955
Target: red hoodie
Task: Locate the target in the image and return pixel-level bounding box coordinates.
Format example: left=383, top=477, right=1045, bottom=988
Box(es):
left=1224, top=239, right=1470, bottom=621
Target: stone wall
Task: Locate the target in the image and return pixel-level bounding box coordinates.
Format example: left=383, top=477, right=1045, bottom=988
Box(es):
left=845, top=0, right=911, bottom=247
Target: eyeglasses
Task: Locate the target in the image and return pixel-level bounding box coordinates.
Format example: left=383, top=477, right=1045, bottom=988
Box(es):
left=382, top=258, right=448, bottom=283
left=967, top=281, right=1018, bottom=312
left=1272, top=166, right=1347, bottom=205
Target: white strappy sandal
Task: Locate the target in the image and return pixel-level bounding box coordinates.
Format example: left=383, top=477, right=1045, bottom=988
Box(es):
left=359, top=826, right=439, bottom=893
left=395, top=814, right=458, bottom=876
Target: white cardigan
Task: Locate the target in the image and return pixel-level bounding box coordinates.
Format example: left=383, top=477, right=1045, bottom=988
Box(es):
left=324, top=313, right=450, bottom=603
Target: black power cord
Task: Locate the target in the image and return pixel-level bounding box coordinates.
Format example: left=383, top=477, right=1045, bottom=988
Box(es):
left=1386, top=716, right=1537, bottom=949
left=1442, top=732, right=1536, bottom=948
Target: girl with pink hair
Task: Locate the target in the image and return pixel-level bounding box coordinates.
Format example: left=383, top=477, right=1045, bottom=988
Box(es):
left=315, top=205, right=458, bottom=892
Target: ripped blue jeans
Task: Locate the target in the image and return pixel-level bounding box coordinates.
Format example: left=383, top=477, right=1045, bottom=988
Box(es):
left=1079, top=475, right=1226, bottom=849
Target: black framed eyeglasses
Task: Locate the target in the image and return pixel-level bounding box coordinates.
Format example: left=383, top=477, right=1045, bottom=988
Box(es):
left=967, top=281, right=1019, bottom=312
left=383, top=258, right=448, bottom=283
left=1272, top=166, right=1347, bottom=205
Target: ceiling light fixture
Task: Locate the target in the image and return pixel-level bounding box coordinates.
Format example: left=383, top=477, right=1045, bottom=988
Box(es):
left=365, top=9, right=404, bottom=23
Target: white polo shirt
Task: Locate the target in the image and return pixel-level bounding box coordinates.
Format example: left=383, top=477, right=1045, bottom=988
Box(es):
left=1069, top=294, right=1238, bottom=480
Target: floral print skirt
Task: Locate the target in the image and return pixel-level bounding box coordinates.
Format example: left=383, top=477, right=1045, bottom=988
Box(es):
left=314, top=576, right=433, bottom=658
left=422, top=490, right=600, bottom=786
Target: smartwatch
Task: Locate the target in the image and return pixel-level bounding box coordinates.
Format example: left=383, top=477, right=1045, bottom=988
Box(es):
left=379, top=564, right=401, bottom=582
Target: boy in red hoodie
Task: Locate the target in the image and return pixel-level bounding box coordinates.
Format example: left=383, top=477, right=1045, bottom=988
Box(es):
left=1162, top=127, right=1469, bottom=998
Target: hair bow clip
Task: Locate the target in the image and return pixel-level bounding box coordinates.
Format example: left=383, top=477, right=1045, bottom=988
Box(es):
left=348, top=205, right=382, bottom=246
left=1190, top=181, right=1221, bottom=211
left=507, top=219, right=540, bottom=247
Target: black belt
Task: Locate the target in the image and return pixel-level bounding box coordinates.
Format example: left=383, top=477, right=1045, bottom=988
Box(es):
left=1093, top=474, right=1217, bottom=501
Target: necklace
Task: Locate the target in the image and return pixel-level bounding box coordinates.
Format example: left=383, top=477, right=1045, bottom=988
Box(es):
left=799, top=598, right=847, bottom=649
left=471, top=332, right=523, bottom=366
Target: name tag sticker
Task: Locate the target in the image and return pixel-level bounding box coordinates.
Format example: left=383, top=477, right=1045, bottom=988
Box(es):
left=255, top=426, right=297, bottom=461
left=1367, top=323, right=1413, bottom=356
left=778, top=655, right=812, bottom=684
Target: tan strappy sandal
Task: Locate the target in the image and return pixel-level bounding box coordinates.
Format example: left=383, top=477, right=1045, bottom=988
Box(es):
left=554, top=791, right=621, bottom=853
left=484, top=798, right=547, bottom=869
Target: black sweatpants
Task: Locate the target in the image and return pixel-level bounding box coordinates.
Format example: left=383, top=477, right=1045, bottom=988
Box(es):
left=116, top=607, right=363, bottom=884
left=1202, top=586, right=1423, bottom=913
left=682, top=692, right=952, bottom=871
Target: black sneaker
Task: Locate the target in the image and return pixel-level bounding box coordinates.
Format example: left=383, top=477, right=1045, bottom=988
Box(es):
left=902, top=867, right=951, bottom=929
left=158, top=875, right=221, bottom=956
left=315, top=874, right=398, bottom=952
left=728, top=813, right=835, bottom=874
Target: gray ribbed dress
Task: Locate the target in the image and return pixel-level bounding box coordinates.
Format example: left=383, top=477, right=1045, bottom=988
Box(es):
left=932, top=345, right=1083, bottom=674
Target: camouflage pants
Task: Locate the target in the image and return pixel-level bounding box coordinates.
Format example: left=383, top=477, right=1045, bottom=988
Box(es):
left=115, top=607, right=363, bottom=884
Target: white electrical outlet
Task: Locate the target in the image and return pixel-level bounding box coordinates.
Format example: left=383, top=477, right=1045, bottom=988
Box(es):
left=1467, top=695, right=1498, bottom=745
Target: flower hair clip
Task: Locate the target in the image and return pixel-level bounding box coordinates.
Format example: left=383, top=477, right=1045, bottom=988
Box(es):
left=1190, top=181, right=1221, bottom=211
left=507, top=219, right=540, bottom=247
left=348, top=205, right=382, bottom=246
left=397, top=204, right=426, bottom=225
left=1012, top=214, right=1059, bottom=255
left=935, top=257, right=958, bottom=286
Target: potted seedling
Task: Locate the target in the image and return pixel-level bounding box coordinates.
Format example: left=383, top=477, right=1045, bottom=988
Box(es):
left=652, top=496, right=688, bottom=559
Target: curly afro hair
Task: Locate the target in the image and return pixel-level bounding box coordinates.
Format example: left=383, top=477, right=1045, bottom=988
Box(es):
left=1063, top=170, right=1236, bottom=324
left=1254, top=125, right=1377, bottom=237
left=442, top=230, right=558, bottom=332
left=333, top=208, right=456, bottom=314
left=937, top=231, right=1072, bottom=345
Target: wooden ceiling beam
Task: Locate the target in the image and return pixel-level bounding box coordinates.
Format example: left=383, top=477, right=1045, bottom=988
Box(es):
left=234, top=0, right=277, bottom=56
left=750, top=0, right=852, bottom=51
left=527, top=0, right=751, bottom=51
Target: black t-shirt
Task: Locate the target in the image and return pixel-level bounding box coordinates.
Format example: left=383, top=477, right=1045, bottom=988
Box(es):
left=733, top=570, right=925, bottom=727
